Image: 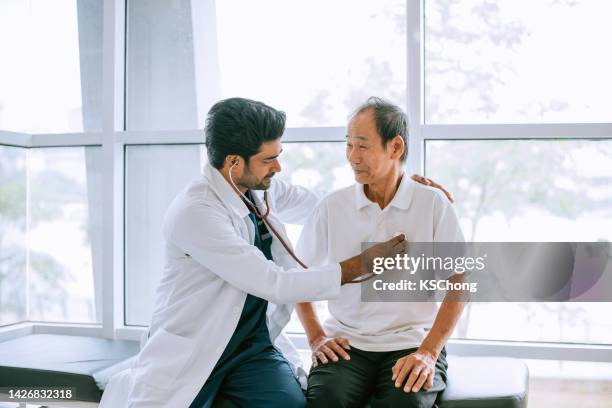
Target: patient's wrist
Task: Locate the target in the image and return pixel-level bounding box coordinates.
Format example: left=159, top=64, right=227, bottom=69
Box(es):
left=307, top=332, right=327, bottom=348
left=416, top=345, right=439, bottom=361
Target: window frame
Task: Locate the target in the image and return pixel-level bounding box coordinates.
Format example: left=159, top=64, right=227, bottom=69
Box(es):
left=1, top=0, right=611, bottom=363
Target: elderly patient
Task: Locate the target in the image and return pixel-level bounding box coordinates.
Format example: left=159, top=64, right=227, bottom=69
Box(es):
left=296, top=97, right=467, bottom=408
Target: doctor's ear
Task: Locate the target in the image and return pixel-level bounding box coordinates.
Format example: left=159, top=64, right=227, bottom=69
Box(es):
left=227, top=156, right=240, bottom=168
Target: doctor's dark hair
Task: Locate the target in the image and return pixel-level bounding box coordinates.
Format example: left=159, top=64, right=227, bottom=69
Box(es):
left=205, top=97, right=287, bottom=169
left=350, top=97, right=408, bottom=162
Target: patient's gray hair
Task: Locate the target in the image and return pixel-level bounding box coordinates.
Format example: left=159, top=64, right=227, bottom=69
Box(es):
left=349, top=97, right=408, bottom=162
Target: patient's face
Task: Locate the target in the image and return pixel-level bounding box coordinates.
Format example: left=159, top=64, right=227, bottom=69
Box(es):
left=346, top=109, right=397, bottom=185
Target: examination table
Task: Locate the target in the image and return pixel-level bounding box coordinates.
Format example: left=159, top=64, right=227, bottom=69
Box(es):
left=0, top=334, right=528, bottom=407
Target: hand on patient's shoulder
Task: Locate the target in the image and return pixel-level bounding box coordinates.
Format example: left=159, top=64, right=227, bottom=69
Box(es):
left=309, top=336, right=351, bottom=368
left=411, top=174, right=454, bottom=204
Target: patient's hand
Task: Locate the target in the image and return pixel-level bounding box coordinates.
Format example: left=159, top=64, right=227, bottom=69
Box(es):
left=391, top=350, right=437, bottom=393
left=410, top=174, right=454, bottom=204
left=309, top=336, right=351, bottom=367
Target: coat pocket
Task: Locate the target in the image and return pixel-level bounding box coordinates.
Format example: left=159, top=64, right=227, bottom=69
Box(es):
left=133, top=328, right=196, bottom=389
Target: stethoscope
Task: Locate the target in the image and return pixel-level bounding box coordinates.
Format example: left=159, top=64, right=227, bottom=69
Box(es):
left=228, top=160, right=374, bottom=284
left=228, top=160, right=308, bottom=269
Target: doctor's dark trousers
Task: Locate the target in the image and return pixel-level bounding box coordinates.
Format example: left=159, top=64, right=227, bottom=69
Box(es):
left=190, top=194, right=306, bottom=408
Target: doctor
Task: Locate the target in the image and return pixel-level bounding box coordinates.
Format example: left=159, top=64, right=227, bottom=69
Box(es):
left=100, top=97, right=406, bottom=408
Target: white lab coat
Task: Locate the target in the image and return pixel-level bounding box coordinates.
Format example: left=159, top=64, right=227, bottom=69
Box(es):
left=100, top=164, right=341, bottom=407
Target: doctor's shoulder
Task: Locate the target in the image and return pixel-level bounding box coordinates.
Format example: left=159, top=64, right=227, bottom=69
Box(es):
left=162, top=182, right=228, bottom=239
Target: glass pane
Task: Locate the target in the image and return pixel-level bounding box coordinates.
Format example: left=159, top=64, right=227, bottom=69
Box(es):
left=426, top=140, right=612, bottom=242
left=125, top=144, right=204, bottom=326
left=425, top=0, right=612, bottom=124
left=426, top=139, right=612, bottom=344
left=0, top=145, right=27, bottom=326
left=28, top=147, right=103, bottom=323
left=127, top=0, right=406, bottom=130
left=0, top=0, right=103, bottom=133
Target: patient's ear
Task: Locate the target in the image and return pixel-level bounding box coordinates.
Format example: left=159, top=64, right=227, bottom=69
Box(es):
left=388, top=135, right=405, bottom=160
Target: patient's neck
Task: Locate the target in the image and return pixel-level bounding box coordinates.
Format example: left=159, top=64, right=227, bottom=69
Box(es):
left=364, top=167, right=403, bottom=210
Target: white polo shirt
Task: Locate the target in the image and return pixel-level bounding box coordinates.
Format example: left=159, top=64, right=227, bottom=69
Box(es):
left=296, top=174, right=464, bottom=352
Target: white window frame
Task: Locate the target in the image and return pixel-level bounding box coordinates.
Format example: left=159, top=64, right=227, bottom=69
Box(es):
left=1, top=0, right=611, bottom=363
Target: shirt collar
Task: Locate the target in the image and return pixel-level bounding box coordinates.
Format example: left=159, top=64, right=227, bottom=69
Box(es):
left=354, top=172, right=416, bottom=211
left=203, top=163, right=250, bottom=219
left=354, top=181, right=374, bottom=210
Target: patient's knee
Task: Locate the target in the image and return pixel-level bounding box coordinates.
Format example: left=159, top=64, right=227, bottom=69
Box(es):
left=371, top=388, right=437, bottom=408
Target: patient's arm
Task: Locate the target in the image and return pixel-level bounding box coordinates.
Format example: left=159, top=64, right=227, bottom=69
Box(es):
left=391, top=273, right=468, bottom=393
left=296, top=302, right=351, bottom=367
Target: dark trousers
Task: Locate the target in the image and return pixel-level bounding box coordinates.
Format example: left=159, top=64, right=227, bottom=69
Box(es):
left=191, top=345, right=306, bottom=408
left=306, top=347, right=447, bottom=408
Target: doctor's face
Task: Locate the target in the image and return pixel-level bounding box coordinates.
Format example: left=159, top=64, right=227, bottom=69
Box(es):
left=346, top=109, right=402, bottom=185
left=241, top=139, right=283, bottom=190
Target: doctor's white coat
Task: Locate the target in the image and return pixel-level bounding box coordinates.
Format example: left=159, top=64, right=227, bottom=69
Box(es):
left=99, top=164, right=342, bottom=407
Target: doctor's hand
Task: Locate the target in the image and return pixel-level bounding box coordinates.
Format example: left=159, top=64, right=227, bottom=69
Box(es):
left=410, top=174, right=454, bottom=204
left=339, top=234, right=407, bottom=284
left=309, top=335, right=351, bottom=367
left=391, top=350, right=437, bottom=393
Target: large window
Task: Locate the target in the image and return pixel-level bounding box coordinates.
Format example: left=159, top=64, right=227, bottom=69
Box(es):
left=0, top=0, right=103, bottom=133
left=1, top=0, right=610, bottom=368
left=27, top=147, right=103, bottom=323
left=124, top=144, right=203, bottom=326
left=0, top=146, right=102, bottom=326
left=119, top=1, right=612, bottom=357
left=0, top=0, right=104, bottom=328
left=426, top=139, right=612, bottom=344
left=126, top=0, right=406, bottom=130
left=426, top=140, right=612, bottom=243
left=424, top=0, right=612, bottom=124
left=0, top=146, right=27, bottom=325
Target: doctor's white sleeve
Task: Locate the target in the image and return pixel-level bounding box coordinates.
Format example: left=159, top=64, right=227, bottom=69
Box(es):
left=268, top=178, right=320, bottom=225
left=295, top=199, right=330, bottom=268
left=164, top=200, right=340, bottom=304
